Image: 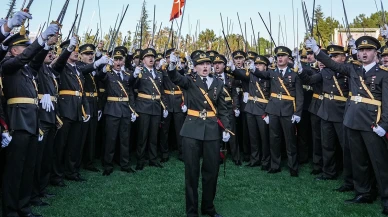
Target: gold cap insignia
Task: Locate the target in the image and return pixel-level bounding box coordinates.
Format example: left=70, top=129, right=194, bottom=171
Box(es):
left=330, top=48, right=334, bottom=52
left=279, top=49, right=283, bottom=52
left=237, top=52, right=241, bottom=56
left=215, top=56, right=220, bottom=61
left=148, top=50, right=153, bottom=54
left=116, top=51, right=121, bottom=55
left=384, top=48, right=388, bottom=53
left=200, top=53, right=206, bottom=58
left=86, top=46, right=92, bottom=51
left=361, top=40, right=368, bottom=45
left=210, top=52, right=214, bottom=56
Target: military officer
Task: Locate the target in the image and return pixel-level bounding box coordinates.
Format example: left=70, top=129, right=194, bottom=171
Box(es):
left=249, top=46, right=304, bottom=177
left=306, top=35, right=388, bottom=215
left=167, top=51, right=230, bottom=217
left=131, top=48, right=167, bottom=170
left=100, top=48, right=136, bottom=176
left=1, top=23, right=59, bottom=217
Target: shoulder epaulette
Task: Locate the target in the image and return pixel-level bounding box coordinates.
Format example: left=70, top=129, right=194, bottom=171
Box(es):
left=124, top=71, right=131, bottom=76
left=351, top=60, right=362, bottom=66
left=380, top=65, right=388, bottom=72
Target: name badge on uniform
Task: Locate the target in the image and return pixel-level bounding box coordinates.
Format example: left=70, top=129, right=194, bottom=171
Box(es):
left=371, top=76, right=376, bottom=90
left=213, top=87, right=217, bottom=100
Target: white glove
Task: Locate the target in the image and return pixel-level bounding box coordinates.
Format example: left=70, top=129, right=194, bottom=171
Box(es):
left=83, top=115, right=90, bottom=122
left=0, top=19, right=7, bottom=27
left=7, top=11, right=32, bottom=29
left=291, top=115, right=301, bottom=124
left=102, top=58, right=114, bottom=73
left=41, top=23, right=59, bottom=41
left=305, top=37, right=320, bottom=54
left=249, top=60, right=255, bottom=72
left=131, top=113, right=137, bottom=122
left=38, top=134, right=44, bottom=142
left=373, top=125, right=386, bottom=137
left=159, top=59, right=167, bottom=69
left=227, top=60, right=235, bottom=71
left=94, top=55, right=109, bottom=68
left=243, top=92, right=248, bottom=103
left=263, top=115, right=269, bottom=124
left=381, top=24, right=388, bottom=38
left=98, top=110, right=102, bottom=121
left=40, top=94, right=54, bottom=112
left=1, top=132, right=12, bottom=148
left=348, top=38, right=356, bottom=50
left=67, top=36, right=78, bottom=52
left=234, top=109, right=240, bottom=117
left=295, top=60, right=303, bottom=73
left=292, top=49, right=298, bottom=59
left=163, top=110, right=168, bottom=118
left=170, top=52, right=178, bottom=63
left=181, top=105, right=187, bottom=113
left=222, top=131, right=231, bottom=142
left=185, top=52, right=191, bottom=61
left=269, top=57, right=274, bottom=64
left=133, top=66, right=141, bottom=78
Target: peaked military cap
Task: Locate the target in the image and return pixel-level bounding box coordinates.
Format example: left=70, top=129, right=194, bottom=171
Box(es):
left=141, top=48, right=157, bottom=59
left=232, top=50, right=246, bottom=59
left=79, top=44, right=96, bottom=54
left=193, top=53, right=211, bottom=66
left=356, top=36, right=381, bottom=50
left=274, top=46, right=292, bottom=56
left=254, top=55, right=270, bottom=66
left=2, top=31, right=31, bottom=47
left=213, top=54, right=227, bottom=64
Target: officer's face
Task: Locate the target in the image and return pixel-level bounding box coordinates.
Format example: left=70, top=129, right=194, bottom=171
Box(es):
left=255, top=63, right=266, bottom=71
left=10, top=46, right=26, bottom=56
left=214, top=62, right=225, bottom=74
left=143, top=56, right=155, bottom=68
left=234, top=57, right=245, bottom=68
left=134, top=57, right=140, bottom=66
left=318, top=61, right=325, bottom=69
left=44, top=51, right=54, bottom=64
left=180, top=62, right=186, bottom=69
left=276, top=55, right=289, bottom=67
left=382, top=55, right=388, bottom=67
left=113, top=57, right=124, bottom=71
left=69, top=51, right=79, bottom=62
left=358, top=48, right=377, bottom=65
left=81, top=52, right=95, bottom=64
left=195, top=62, right=211, bottom=77
left=331, top=54, right=346, bottom=63
left=307, top=53, right=316, bottom=63
left=155, top=60, right=160, bottom=67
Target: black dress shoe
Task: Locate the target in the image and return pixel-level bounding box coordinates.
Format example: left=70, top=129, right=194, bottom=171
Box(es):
left=202, top=212, right=223, bottom=217
left=310, top=169, right=322, bottom=175
left=382, top=206, right=388, bottom=215
left=136, top=164, right=144, bottom=171
left=245, top=162, right=252, bottom=167
left=334, top=185, right=354, bottom=192
left=31, top=200, right=50, bottom=207
left=39, top=192, right=56, bottom=198
left=51, top=181, right=66, bottom=187
left=23, top=213, right=43, bottom=217
left=149, top=162, right=164, bottom=168
left=315, top=175, right=336, bottom=181
left=85, top=166, right=100, bottom=172
left=268, top=168, right=281, bottom=174
left=345, top=194, right=374, bottom=204
left=290, top=169, right=299, bottom=177
left=261, top=165, right=270, bottom=171
left=250, top=162, right=261, bottom=167
left=75, top=175, right=87, bottom=182
left=160, top=157, right=169, bottom=163
left=121, top=167, right=136, bottom=174
left=102, top=169, right=113, bottom=176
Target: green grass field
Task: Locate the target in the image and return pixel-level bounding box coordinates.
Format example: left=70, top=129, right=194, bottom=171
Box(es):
left=33, top=156, right=383, bottom=217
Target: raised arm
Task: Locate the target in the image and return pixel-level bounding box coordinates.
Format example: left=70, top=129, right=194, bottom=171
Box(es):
left=167, top=67, right=191, bottom=90
left=297, top=69, right=322, bottom=85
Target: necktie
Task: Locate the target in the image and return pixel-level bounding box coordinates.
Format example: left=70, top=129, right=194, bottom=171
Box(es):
left=150, top=69, right=155, bottom=79
left=73, top=66, right=79, bottom=76
left=203, top=77, right=208, bottom=89
left=279, top=70, right=283, bottom=77
left=117, top=72, right=123, bottom=81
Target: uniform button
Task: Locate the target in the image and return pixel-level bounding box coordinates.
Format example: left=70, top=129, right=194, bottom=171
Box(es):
left=333, top=85, right=335, bottom=87
left=256, top=90, right=258, bottom=92
left=204, top=101, right=207, bottom=104
left=359, top=87, right=362, bottom=89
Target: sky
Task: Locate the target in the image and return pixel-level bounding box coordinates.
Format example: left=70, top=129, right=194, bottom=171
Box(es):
left=4, top=0, right=380, bottom=49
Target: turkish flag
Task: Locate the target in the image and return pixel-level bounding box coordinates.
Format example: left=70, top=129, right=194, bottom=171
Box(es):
left=170, top=0, right=185, bottom=21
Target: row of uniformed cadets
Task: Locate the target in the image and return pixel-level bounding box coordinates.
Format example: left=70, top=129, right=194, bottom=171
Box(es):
left=1, top=10, right=388, bottom=217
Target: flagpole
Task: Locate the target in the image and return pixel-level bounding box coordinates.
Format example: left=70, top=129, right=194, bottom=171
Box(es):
left=176, top=0, right=187, bottom=50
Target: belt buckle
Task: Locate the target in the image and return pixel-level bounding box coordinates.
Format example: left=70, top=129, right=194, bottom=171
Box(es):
left=34, top=98, right=38, bottom=105
left=277, top=93, right=282, bottom=100
left=90, top=92, right=94, bottom=97
left=354, top=96, right=363, bottom=103
left=329, top=94, right=334, bottom=100
left=151, top=94, right=156, bottom=100
left=52, top=96, right=57, bottom=102
left=171, top=90, right=175, bottom=95
left=319, top=95, right=324, bottom=100
left=75, top=91, right=80, bottom=96
left=199, top=109, right=207, bottom=120
left=253, top=96, right=258, bottom=103
left=118, top=97, right=123, bottom=102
